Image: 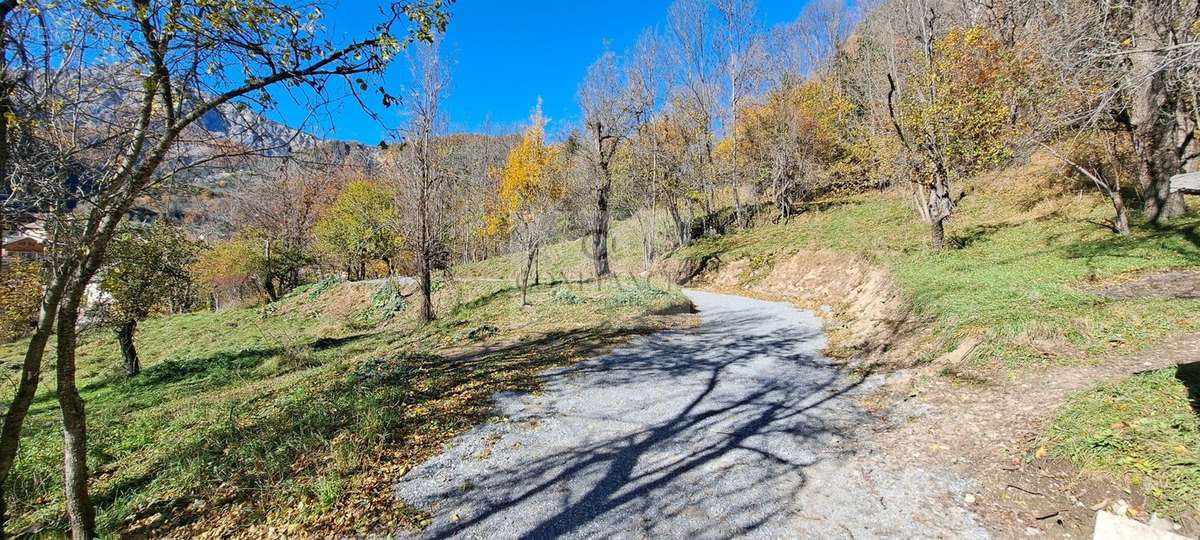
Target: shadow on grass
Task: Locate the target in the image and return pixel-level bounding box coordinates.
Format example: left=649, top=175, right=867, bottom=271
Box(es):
left=1177, top=361, right=1200, bottom=417
left=949, top=222, right=1023, bottom=248
left=38, top=304, right=680, bottom=537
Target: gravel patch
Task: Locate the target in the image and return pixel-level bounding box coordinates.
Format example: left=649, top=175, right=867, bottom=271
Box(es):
left=394, top=290, right=987, bottom=539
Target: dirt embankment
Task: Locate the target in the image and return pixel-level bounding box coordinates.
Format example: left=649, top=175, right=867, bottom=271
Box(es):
left=659, top=250, right=928, bottom=370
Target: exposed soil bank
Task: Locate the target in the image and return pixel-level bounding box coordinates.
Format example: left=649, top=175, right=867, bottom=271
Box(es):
left=660, top=249, right=927, bottom=370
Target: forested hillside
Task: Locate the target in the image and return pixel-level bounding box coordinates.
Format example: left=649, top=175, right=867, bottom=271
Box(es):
left=2, top=0, right=1199, bottom=537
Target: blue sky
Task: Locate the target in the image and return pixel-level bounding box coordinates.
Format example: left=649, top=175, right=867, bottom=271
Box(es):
left=272, top=1, right=812, bottom=144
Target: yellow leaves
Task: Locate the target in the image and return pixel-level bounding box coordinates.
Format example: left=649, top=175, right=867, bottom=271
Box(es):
left=0, top=260, right=41, bottom=342
left=484, top=121, right=564, bottom=238
left=901, top=25, right=1031, bottom=177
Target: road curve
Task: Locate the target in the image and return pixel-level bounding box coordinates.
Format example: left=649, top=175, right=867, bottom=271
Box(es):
left=394, top=290, right=987, bottom=539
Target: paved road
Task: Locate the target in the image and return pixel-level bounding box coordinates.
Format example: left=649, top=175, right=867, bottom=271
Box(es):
left=395, top=290, right=987, bottom=539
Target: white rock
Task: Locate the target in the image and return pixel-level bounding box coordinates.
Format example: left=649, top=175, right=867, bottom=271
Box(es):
left=1169, top=172, right=1200, bottom=194
left=1093, top=510, right=1192, bottom=540
left=1148, top=513, right=1180, bottom=532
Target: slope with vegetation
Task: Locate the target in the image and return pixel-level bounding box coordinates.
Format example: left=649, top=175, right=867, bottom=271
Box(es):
left=1, top=277, right=690, bottom=536
left=3, top=0, right=1200, bottom=536
left=674, top=155, right=1200, bottom=371
left=665, top=154, right=1200, bottom=525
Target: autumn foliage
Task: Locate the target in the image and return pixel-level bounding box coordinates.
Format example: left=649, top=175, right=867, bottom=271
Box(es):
left=483, top=120, right=564, bottom=239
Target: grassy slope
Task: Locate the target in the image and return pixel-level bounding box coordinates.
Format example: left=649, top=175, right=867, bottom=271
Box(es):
left=0, top=276, right=688, bottom=536
left=666, top=154, right=1200, bottom=517
left=1044, top=366, right=1199, bottom=517
left=675, top=156, right=1200, bottom=368
left=456, top=212, right=663, bottom=280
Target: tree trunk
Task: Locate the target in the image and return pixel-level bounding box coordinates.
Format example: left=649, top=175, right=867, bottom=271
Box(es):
left=56, top=293, right=96, bottom=540
left=418, top=251, right=434, bottom=324
left=930, top=217, right=946, bottom=250
left=0, top=270, right=67, bottom=538
left=1130, top=0, right=1186, bottom=223
left=260, top=275, right=279, bottom=302
left=926, top=177, right=954, bottom=250
left=592, top=161, right=613, bottom=278
left=520, top=244, right=536, bottom=306
left=1112, top=189, right=1131, bottom=235
left=667, top=198, right=689, bottom=248
left=117, top=320, right=140, bottom=377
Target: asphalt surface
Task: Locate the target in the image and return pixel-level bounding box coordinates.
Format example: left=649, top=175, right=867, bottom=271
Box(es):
left=394, top=290, right=987, bottom=539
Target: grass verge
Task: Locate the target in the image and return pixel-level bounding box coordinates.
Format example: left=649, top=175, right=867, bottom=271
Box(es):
left=1042, top=365, right=1200, bottom=518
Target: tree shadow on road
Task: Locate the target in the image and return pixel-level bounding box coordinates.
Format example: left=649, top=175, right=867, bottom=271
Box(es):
left=399, top=305, right=866, bottom=538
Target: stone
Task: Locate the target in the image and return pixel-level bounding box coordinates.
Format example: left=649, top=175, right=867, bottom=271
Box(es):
left=1148, top=513, right=1180, bottom=533
left=1093, top=510, right=1192, bottom=540
left=1169, top=172, right=1200, bottom=194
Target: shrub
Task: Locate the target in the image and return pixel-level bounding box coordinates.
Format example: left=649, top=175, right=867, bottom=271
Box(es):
left=0, top=260, right=40, bottom=342
left=371, top=280, right=408, bottom=315
left=608, top=282, right=669, bottom=307
left=306, top=276, right=341, bottom=300
left=551, top=287, right=582, bottom=305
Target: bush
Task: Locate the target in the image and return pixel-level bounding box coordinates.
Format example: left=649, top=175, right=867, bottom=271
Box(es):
left=306, top=276, right=341, bottom=300
left=551, top=287, right=582, bottom=305
left=465, top=324, right=499, bottom=340
left=371, top=280, right=408, bottom=316
left=0, top=260, right=40, bottom=342
left=350, top=354, right=430, bottom=387
left=608, top=282, right=669, bottom=307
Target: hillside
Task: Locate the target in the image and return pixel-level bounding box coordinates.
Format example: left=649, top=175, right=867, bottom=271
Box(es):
left=674, top=153, right=1200, bottom=370
left=1, top=277, right=691, bottom=536
left=652, top=152, right=1200, bottom=529
left=6, top=150, right=1200, bottom=534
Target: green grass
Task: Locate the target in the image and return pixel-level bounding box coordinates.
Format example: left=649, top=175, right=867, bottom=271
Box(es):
left=674, top=169, right=1200, bottom=368
left=455, top=209, right=672, bottom=281
left=1043, top=366, right=1200, bottom=518
left=1, top=276, right=689, bottom=537
left=668, top=159, right=1200, bottom=516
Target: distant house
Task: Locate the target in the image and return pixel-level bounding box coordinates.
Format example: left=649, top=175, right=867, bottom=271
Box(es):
left=2, top=221, right=47, bottom=262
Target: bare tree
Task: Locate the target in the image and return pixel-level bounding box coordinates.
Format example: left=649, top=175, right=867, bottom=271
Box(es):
left=391, top=39, right=452, bottom=324
left=578, top=49, right=647, bottom=278
left=668, top=0, right=723, bottom=235
left=1045, top=0, right=1199, bottom=224
left=715, top=0, right=765, bottom=227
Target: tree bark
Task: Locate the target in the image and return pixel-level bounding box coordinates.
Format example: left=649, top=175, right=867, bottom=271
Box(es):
left=592, top=161, right=613, bottom=278
left=260, top=276, right=279, bottom=302
left=0, top=270, right=67, bottom=537
left=56, top=293, right=96, bottom=540
left=926, top=176, right=954, bottom=250
left=667, top=198, right=689, bottom=247
left=1112, top=189, right=1131, bottom=235
left=520, top=244, right=537, bottom=306
left=117, top=320, right=140, bottom=377
left=418, top=250, right=434, bottom=324
left=930, top=217, right=946, bottom=250
left=1130, top=0, right=1186, bottom=223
